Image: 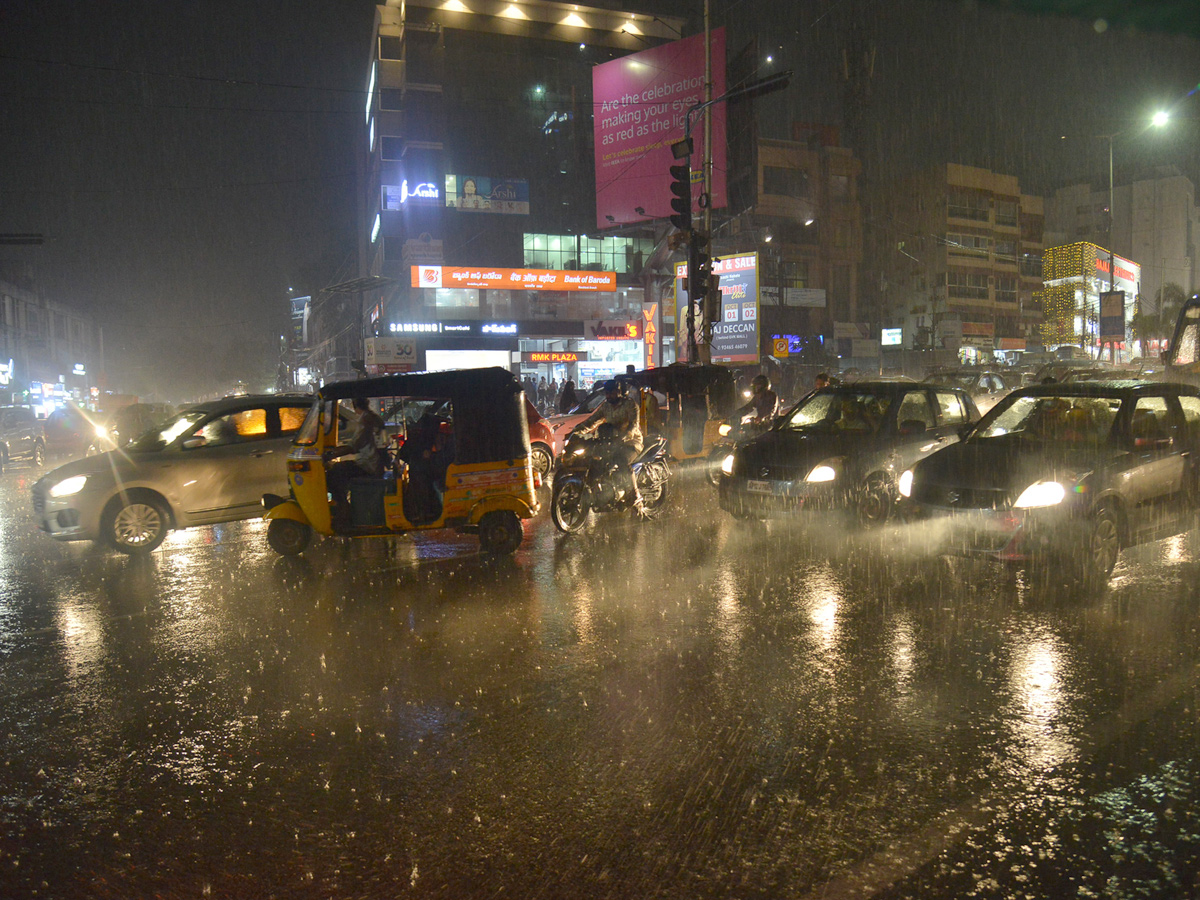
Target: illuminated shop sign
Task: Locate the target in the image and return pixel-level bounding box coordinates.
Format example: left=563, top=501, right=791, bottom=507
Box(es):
left=444, top=175, right=530, bottom=215
left=881, top=327, right=903, bottom=346
left=523, top=351, right=588, bottom=363
left=585, top=320, right=643, bottom=341
left=390, top=322, right=442, bottom=334
left=383, top=179, right=441, bottom=209
left=0, top=359, right=12, bottom=386
left=412, top=266, right=616, bottom=292
left=482, top=322, right=518, bottom=335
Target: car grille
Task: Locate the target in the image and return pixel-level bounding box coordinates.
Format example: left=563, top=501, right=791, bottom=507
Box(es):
left=32, top=483, right=46, bottom=514
left=914, top=482, right=1009, bottom=510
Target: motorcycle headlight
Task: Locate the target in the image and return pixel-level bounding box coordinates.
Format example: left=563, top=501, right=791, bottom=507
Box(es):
left=1013, top=480, right=1065, bottom=509
left=49, top=475, right=88, bottom=497
left=805, top=463, right=837, bottom=483
left=898, top=469, right=914, bottom=498
left=720, top=454, right=735, bottom=476
left=572, top=445, right=588, bottom=457
left=718, top=423, right=732, bottom=437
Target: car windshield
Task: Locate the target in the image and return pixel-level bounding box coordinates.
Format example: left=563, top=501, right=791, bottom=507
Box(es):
left=784, top=390, right=894, bottom=434
left=131, top=410, right=208, bottom=449
left=974, top=394, right=1121, bottom=444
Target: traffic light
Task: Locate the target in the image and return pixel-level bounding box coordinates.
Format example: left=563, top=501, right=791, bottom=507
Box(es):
left=669, top=163, right=692, bottom=232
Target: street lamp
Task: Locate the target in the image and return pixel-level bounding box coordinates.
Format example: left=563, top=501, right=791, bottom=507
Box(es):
left=1096, top=112, right=1170, bottom=356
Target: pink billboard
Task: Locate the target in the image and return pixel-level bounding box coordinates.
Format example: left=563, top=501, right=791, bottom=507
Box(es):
left=592, top=29, right=726, bottom=231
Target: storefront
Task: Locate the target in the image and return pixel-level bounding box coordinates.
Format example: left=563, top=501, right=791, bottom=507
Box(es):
left=386, top=318, right=645, bottom=389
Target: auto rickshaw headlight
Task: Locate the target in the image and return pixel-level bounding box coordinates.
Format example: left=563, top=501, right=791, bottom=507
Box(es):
left=805, top=464, right=838, bottom=483
left=898, top=469, right=914, bottom=498
left=718, top=423, right=732, bottom=437
left=720, top=454, right=735, bottom=476
left=1014, top=480, right=1065, bottom=509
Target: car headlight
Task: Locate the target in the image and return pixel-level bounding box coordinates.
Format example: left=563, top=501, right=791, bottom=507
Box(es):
left=898, top=469, right=914, bottom=498
left=94, top=425, right=109, bottom=439
left=1013, top=480, right=1065, bottom=509
left=718, top=423, right=732, bottom=437
left=49, top=475, right=88, bottom=497
left=805, top=464, right=837, bottom=483
left=720, top=454, right=735, bottom=475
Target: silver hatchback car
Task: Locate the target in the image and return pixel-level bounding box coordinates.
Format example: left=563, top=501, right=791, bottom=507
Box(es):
left=32, top=394, right=311, bottom=554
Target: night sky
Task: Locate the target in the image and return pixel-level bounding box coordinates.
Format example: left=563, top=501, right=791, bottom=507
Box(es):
left=1, top=0, right=1197, bottom=400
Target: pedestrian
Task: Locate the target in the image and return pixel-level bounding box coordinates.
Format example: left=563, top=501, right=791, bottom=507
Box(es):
left=814, top=371, right=830, bottom=390
left=547, top=379, right=559, bottom=410
left=558, top=379, right=578, bottom=413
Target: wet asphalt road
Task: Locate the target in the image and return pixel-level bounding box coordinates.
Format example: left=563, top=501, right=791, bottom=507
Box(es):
left=1, top=460, right=1199, bottom=899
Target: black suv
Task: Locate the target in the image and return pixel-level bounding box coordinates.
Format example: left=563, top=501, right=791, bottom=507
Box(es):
left=0, top=406, right=47, bottom=471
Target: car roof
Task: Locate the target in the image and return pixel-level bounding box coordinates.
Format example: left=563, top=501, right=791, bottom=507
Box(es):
left=1011, top=379, right=1195, bottom=397
left=184, top=393, right=312, bottom=416
left=827, top=380, right=961, bottom=394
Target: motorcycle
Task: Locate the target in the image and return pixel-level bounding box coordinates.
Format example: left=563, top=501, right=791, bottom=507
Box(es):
left=706, top=415, right=774, bottom=486
left=551, top=428, right=671, bottom=533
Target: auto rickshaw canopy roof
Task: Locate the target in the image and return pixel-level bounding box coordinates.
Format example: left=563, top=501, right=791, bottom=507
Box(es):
left=317, top=367, right=529, bottom=465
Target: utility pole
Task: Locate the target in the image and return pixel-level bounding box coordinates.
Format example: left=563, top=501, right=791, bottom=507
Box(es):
left=701, top=0, right=714, bottom=364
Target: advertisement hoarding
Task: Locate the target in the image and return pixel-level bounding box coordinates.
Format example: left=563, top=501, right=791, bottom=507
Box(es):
left=412, top=266, right=616, bottom=292
left=444, top=175, right=530, bottom=215
left=1099, top=290, right=1126, bottom=342
left=673, top=253, right=759, bottom=365
left=592, top=29, right=727, bottom=230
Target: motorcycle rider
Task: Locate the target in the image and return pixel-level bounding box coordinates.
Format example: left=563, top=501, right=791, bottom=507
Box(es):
left=736, top=374, right=779, bottom=426
left=572, top=378, right=644, bottom=512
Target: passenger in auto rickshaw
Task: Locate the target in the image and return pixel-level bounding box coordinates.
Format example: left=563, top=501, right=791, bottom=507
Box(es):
left=397, top=410, right=454, bottom=523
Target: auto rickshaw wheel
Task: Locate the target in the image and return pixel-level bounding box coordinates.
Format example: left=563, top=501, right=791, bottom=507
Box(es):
left=32, top=442, right=46, bottom=468
left=530, top=443, right=553, bottom=479
left=478, top=510, right=523, bottom=555
left=268, top=518, right=313, bottom=557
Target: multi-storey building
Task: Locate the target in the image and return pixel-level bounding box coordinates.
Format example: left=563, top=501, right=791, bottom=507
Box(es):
left=336, top=0, right=685, bottom=387
left=873, top=163, right=1044, bottom=361
left=717, top=123, right=862, bottom=359
left=1045, top=166, right=1198, bottom=311
left=0, top=272, right=102, bottom=413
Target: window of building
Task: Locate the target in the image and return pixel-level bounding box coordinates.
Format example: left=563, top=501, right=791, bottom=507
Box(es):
left=996, top=275, right=1018, bottom=304
left=994, top=238, right=1017, bottom=260
left=762, top=166, right=809, bottom=199
left=523, top=233, right=653, bottom=275
left=829, top=174, right=850, bottom=199
left=948, top=190, right=989, bottom=221
left=947, top=233, right=989, bottom=254
left=1020, top=253, right=1043, bottom=278
left=995, top=200, right=1018, bottom=227
left=947, top=271, right=989, bottom=299
left=381, top=137, right=404, bottom=160
left=379, top=36, right=403, bottom=60
left=781, top=259, right=809, bottom=289
left=835, top=221, right=852, bottom=248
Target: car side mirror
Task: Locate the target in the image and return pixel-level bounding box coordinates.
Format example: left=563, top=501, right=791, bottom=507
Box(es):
left=182, top=437, right=206, bottom=450
left=957, top=422, right=976, bottom=439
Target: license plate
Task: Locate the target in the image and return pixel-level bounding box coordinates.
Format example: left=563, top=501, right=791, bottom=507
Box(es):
left=747, top=480, right=773, bottom=494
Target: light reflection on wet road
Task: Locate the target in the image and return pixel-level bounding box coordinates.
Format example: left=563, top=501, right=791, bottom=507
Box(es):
left=1, top=465, right=1198, bottom=898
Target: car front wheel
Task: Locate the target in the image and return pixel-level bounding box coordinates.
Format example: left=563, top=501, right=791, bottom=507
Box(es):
left=1082, top=505, right=1122, bottom=589
left=104, top=494, right=170, bottom=554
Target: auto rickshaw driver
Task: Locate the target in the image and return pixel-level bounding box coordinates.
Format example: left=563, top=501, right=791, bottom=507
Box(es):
left=323, top=396, right=386, bottom=529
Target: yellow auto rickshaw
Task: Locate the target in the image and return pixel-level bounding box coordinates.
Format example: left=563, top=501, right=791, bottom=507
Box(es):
left=625, top=364, right=737, bottom=460
left=263, top=367, right=538, bottom=556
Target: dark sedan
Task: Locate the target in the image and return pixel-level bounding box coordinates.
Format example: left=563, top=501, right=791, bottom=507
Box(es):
left=899, top=380, right=1200, bottom=587
left=717, top=381, right=979, bottom=524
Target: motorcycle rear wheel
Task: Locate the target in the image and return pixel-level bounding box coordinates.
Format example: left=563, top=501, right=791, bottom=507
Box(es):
left=551, top=478, right=589, bottom=533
